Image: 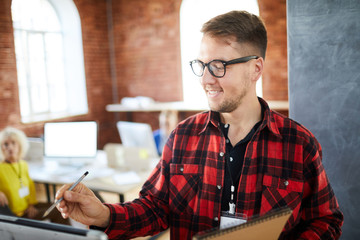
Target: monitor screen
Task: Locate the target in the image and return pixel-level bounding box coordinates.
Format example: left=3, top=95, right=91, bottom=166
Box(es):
left=116, top=121, right=159, bottom=158
left=44, top=121, right=98, bottom=158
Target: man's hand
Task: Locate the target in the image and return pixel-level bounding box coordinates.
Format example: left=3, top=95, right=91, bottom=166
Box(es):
left=55, top=183, right=110, bottom=228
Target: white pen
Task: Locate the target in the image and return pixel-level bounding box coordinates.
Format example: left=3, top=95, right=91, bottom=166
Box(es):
left=42, top=171, right=89, bottom=218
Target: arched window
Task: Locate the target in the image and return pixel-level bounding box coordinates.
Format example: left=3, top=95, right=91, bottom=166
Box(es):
left=12, top=0, right=87, bottom=123
left=180, top=0, right=262, bottom=107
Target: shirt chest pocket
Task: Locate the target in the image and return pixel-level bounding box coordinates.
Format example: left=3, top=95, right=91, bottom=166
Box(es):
left=169, top=163, right=202, bottom=215
left=261, top=174, right=303, bottom=213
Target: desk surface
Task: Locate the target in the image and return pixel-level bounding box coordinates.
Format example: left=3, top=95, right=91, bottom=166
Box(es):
left=28, top=152, right=153, bottom=198
left=106, top=100, right=289, bottom=112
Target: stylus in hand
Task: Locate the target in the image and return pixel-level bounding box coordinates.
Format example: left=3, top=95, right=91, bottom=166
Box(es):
left=42, top=171, right=89, bottom=218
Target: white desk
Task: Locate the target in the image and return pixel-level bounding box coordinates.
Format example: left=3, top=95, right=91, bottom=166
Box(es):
left=106, top=100, right=289, bottom=121
left=28, top=152, right=153, bottom=203
left=106, top=100, right=289, bottom=112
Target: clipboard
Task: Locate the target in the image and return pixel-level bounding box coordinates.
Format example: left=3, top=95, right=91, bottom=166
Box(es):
left=193, top=207, right=292, bottom=240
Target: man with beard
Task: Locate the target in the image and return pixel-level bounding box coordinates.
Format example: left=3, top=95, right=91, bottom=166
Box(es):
left=55, top=10, right=343, bottom=240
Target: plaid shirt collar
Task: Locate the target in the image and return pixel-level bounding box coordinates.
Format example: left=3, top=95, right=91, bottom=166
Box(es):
left=198, top=97, right=283, bottom=139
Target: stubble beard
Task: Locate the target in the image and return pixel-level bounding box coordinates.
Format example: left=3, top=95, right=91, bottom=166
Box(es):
left=208, top=88, right=248, bottom=113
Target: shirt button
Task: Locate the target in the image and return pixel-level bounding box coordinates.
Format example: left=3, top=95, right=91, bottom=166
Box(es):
left=219, top=152, right=224, bottom=157
left=230, top=157, right=233, bottom=162
left=224, top=124, right=229, bottom=128
left=180, top=167, right=184, bottom=172
left=217, top=185, right=222, bottom=190
left=226, top=139, right=230, bottom=143
left=284, top=180, right=289, bottom=186
left=214, top=217, right=219, bottom=221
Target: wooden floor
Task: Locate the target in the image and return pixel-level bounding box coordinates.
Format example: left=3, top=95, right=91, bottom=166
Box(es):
left=35, top=183, right=170, bottom=240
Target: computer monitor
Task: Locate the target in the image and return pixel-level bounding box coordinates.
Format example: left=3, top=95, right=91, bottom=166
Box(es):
left=44, top=121, right=98, bottom=158
left=116, top=121, right=159, bottom=158
left=0, top=214, right=108, bottom=240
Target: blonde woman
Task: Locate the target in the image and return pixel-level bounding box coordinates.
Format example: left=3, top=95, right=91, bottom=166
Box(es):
left=0, top=127, right=69, bottom=224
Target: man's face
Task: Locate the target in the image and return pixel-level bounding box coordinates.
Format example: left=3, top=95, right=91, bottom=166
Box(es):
left=198, top=35, right=255, bottom=113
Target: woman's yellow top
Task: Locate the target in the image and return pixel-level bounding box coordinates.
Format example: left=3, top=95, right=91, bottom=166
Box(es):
left=0, top=160, right=38, bottom=216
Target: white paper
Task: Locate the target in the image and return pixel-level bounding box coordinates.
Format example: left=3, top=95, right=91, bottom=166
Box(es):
left=220, top=215, right=247, bottom=230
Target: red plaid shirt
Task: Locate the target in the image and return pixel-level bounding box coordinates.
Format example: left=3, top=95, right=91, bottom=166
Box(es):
left=104, top=98, right=343, bottom=239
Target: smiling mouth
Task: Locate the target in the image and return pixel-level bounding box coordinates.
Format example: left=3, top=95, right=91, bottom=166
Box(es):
left=207, top=89, right=222, bottom=97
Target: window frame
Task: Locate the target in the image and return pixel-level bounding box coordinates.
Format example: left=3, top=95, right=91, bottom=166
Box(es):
left=12, top=0, right=88, bottom=123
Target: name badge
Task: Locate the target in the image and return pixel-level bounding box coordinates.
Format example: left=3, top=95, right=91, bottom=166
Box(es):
left=19, top=186, right=29, bottom=198
left=220, top=211, right=247, bottom=230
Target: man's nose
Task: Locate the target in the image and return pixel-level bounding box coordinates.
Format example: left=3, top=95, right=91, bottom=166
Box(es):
left=200, top=67, right=217, bottom=85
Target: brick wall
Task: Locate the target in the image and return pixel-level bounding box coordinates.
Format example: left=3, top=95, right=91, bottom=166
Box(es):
left=259, top=0, right=288, bottom=101
left=0, top=0, right=287, bottom=149
left=0, top=0, right=20, bottom=128
left=73, top=0, right=120, bottom=147
left=111, top=0, right=183, bottom=102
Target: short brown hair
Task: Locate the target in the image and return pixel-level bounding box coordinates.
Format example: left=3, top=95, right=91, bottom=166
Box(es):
left=201, top=11, right=267, bottom=58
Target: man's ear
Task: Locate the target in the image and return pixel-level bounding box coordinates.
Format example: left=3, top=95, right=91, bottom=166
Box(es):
left=252, top=57, right=264, bottom=82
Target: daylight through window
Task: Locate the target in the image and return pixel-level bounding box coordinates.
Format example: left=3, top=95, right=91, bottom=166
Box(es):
left=12, top=0, right=88, bottom=123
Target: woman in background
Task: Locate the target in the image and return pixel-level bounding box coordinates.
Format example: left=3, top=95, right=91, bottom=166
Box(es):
left=0, top=127, right=69, bottom=224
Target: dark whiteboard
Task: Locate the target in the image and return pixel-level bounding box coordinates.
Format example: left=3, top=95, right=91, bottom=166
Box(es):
left=287, top=0, right=360, bottom=239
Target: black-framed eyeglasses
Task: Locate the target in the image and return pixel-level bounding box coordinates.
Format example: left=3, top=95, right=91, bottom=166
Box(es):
left=189, top=55, right=259, bottom=78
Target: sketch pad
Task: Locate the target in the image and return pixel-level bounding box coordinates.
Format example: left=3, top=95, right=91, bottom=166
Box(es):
left=193, top=207, right=292, bottom=240
left=0, top=214, right=108, bottom=240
